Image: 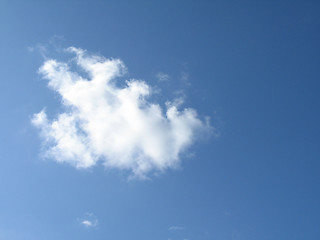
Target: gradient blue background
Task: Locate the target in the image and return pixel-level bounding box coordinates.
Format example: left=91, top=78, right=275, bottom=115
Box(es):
left=1, top=1, right=320, bottom=239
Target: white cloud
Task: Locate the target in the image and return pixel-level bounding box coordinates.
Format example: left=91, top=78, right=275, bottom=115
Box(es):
left=32, top=47, right=211, bottom=178
left=81, top=220, right=97, bottom=227
left=78, top=213, right=98, bottom=227
left=156, top=72, right=169, bottom=82
left=169, top=226, right=184, bottom=231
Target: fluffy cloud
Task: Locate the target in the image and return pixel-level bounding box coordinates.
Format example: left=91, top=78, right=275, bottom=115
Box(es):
left=32, top=47, right=211, bottom=178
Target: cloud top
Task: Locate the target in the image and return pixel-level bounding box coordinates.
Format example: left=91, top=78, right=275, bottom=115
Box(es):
left=32, top=47, right=211, bottom=178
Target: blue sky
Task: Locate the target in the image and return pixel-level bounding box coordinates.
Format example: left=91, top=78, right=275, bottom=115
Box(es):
left=1, top=0, right=320, bottom=239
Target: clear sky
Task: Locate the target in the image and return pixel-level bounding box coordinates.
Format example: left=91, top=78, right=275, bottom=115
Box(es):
left=1, top=1, right=320, bottom=239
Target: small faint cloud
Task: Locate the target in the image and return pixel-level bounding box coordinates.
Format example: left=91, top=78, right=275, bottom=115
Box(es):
left=169, top=226, right=184, bottom=231
left=224, top=211, right=231, bottom=216
left=48, top=35, right=65, bottom=47
left=181, top=72, right=189, bottom=82
left=27, top=46, right=35, bottom=52
left=180, top=61, right=191, bottom=87
left=174, top=89, right=186, bottom=100
left=181, top=71, right=191, bottom=86
left=81, top=220, right=97, bottom=227
left=165, top=96, right=184, bottom=109
left=27, top=44, right=48, bottom=58
left=27, top=36, right=65, bottom=58
left=78, top=213, right=98, bottom=228
left=156, top=72, right=170, bottom=82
